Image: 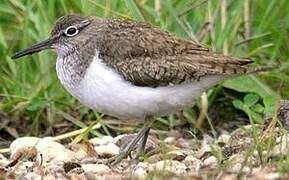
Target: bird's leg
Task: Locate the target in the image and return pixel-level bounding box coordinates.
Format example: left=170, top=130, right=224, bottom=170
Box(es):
left=135, top=127, right=150, bottom=159
left=109, top=116, right=155, bottom=166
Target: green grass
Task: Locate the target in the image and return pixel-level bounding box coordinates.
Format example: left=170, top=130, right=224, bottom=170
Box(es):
left=0, top=0, right=289, bottom=175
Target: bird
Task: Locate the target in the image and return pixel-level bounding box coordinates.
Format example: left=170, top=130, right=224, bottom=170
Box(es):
left=12, top=14, right=271, bottom=165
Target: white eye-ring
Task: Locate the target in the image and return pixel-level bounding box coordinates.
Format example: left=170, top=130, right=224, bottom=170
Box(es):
left=64, top=26, right=79, bottom=37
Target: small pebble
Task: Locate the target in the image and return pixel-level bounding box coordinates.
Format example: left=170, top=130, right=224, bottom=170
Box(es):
left=183, top=155, right=202, bottom=171
left=82, top=163, right=111, bottom=174
left=203, top=156, right=218, bottom=167
left=148, top=160, right=186, bottom=175
left=36, top=138, right=75, bottom=164
left=10, top=137, right=75, bottom=166
left=217, top=134, right=231, bottom=145
left=0, top=154, right=9, bottom=167
left=168, top=150, right=186, bottom=161
left=24, top=172, right=42, bottom=180
left=221, top=174, right=238, bottom=180
left=195, top=144, right=211, bottom=159
left=271, top=134, right=289, bottom=157
left=89, top=136, right=114, bottom=146
left=164, top=137, right=176, bottom=144
left=73, top=149, right=88, bottom=160
left=10, top=137, right=39, bottom=156
left=131, top=162, right=148, bottom=179
left=94, top=143, right=119, bottom=158
left=228, top=154, right=245, bottom=164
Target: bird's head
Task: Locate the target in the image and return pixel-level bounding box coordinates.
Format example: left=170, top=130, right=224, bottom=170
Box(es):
left=12, top=14, right=94, bottom=59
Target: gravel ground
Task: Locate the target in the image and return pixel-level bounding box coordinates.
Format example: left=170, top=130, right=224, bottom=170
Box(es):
left=0, top=125, right=288, bottom=180
left=1, top=100, right=289, bottom=179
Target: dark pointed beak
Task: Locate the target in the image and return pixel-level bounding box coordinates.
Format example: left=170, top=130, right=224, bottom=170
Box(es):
left=11, top=36, right=58, bottom=60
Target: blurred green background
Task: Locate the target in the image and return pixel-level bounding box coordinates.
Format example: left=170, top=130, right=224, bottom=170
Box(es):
left=0, top=0, right=288, bottom=143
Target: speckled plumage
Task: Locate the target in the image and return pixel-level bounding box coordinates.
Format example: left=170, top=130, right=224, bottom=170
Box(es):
left=51, top=14, right=268, bottom=88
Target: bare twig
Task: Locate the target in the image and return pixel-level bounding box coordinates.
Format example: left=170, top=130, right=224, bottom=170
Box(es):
left=178, top=0, right=208, bottom=17
left=220, top=0, right=228, bottom=55
left=244, top=0, right=251, bottom=49
left=155, top=0, right=162, bottom=15
left=182, top=17, right=199, bottom=43
left=52, top=123, right=101, bottom=141
left=195, top=92, right=208, bottom=129
left=0, top=148, right=9, bottom=154
left=0, top=123, right=101, bottom=154
left=235, top=32, right=271, bottom=46
left=87, top=0, right=130, bottom=19
left=197, top=22, right=212, bottom=41
left=208, top=0, right=216, bottom=51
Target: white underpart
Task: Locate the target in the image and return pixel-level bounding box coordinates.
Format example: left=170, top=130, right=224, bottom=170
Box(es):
left=56, top=51, right=225, bottom=120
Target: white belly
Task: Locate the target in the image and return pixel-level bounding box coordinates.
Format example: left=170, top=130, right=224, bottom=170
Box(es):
left=56, top=53, right=224, bottom=120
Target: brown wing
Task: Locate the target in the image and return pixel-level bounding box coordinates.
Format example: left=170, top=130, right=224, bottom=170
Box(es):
left=95, top=19, right=264, bottom=87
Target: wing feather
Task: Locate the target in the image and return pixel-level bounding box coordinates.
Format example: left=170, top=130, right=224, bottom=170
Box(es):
left=94, top=19, right=261, bottom=87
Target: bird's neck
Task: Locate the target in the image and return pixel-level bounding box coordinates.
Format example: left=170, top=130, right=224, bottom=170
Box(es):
left=55, top=50, right=94, bottom=91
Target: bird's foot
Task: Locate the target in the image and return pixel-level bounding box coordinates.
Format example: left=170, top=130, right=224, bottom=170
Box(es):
left=107, top=132, right=149, bottom=166
left=107, top=140, right=150, bottom=166
left=106, top=116, right=155, bottom=166
left=108, top=151, right=146, bottom=167
left=108, top=151, right=130, bottom=166
left=107, top=134, right=142, bottom=166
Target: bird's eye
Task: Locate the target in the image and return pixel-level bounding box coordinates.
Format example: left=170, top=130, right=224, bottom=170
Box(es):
left=64, top=26, right=79, bottom=37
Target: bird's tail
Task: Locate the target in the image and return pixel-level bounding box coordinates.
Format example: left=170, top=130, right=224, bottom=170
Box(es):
left=242, top=64, right=277, bottom=74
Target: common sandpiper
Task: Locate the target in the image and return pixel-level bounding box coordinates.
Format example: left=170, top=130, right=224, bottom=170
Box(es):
left=12, top=14, right=271, bottom=165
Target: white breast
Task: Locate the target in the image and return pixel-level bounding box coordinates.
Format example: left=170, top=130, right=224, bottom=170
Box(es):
left=56, top=52, right=224, bottom=120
